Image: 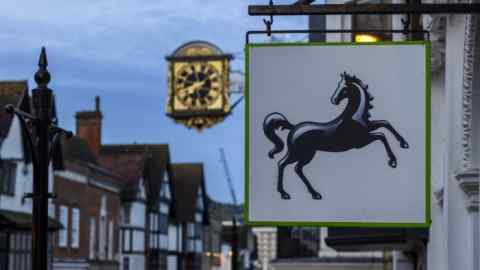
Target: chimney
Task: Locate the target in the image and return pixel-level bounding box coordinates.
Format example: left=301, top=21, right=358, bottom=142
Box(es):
left=75, top=96, right=103, bottom=158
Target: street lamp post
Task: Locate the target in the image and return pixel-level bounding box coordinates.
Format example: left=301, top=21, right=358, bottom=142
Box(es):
left=232, top=218, right=238, bottom=270
left=5, top=47, right=72, bottom=270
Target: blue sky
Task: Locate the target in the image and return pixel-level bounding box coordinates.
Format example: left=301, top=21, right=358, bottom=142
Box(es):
left=0, top=0, right=307, bottom=203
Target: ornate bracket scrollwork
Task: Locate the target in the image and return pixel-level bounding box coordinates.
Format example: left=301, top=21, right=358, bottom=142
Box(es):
left=455, top=1, right=479, bottom=213
left=455, top=168, right=479, bottom=212
left=460, top=2, right=477, bottom=171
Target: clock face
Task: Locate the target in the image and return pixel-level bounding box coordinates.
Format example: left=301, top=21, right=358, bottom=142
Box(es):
left=175, top=62, right=222, bottom=110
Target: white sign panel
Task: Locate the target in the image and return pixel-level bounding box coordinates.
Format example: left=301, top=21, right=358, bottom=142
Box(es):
left=246, top=42, right=430, bottom=227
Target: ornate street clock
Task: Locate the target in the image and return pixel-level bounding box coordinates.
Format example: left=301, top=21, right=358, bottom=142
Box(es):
left=166, top=41, right=233, bottom=131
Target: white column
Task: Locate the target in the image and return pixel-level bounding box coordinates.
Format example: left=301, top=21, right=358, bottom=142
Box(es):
left=472, top=211, right=479, bottom=270
left=456, top=170, right=479, bottom=270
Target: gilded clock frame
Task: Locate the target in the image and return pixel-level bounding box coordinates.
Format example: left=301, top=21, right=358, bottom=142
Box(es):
left=166, top=55, right=231, bottom=117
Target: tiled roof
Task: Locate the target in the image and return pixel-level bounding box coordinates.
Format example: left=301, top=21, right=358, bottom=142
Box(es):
left=61, top=136, right=98, bottom=165
left=170, top=163, right=209, bottom=224
left=99, top=144, right=170, bottom=201
left=58, top=136, right=122, bottom=191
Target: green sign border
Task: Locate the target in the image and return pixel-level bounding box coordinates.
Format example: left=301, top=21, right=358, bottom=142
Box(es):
left=244, top=40, right=431, bottom=228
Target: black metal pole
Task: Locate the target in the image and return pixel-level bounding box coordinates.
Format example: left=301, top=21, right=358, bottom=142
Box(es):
left=232, top=218, right=238, bottom=270
left=4, top=47, right=72, bottom=270
left=31, top=47, right=53, bottom=270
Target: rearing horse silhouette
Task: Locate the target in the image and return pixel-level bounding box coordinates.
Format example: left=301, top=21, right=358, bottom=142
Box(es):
left=263, top=72, right=409, bottom=200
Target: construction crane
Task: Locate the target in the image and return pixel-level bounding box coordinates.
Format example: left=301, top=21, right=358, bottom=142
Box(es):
left=219, top=148, right=238, bottom=205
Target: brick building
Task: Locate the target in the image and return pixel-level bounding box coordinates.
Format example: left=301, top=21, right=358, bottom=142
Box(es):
left=50, top=96, right=213, bottom=270
left=53, top=97, right=122, bottom=270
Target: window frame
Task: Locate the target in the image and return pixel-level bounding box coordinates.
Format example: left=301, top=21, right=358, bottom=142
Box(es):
left=0, top=160, right=17, bottom=196
left=186, top=221, right=203, bottom=253
left=58, top=205, right=69, bottom=248
left=89, top=217, right=97, bottom=259
left=71, top=208, right=80, bottom=249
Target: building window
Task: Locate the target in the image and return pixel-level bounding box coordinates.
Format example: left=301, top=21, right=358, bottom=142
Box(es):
left=9, top=232, right=31, bottom=270
left=0, top=160, right=16, bottom=195
left=149, top=212, right=158, bottom=249
left=99, top=216, right=107, bottom=259
left=71, top=208, right=80, bottom=248
left=89, top=217, right=97, bottom=259
left=149, top=211, right=169, bottom=250
left=99, top=195, right=107, bottom=260
left=108, top=221, right=114, bottom=260
left=159, top=214, right=168, bottom=234
left=122, top=229, right=131, bottom=253
left=159, top=213, right=168, bottom=250
left=59, top=206, right=68, bottom=247
left=132, top=230, right=144, bottom=252
left=187, top=222, right=202, bottom=253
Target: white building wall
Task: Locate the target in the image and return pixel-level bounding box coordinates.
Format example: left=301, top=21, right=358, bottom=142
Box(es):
left=0, top=116, right=23, bottom=159
left=0, top=115, right=55, bottom=216
left=120, top=179, right=147, bottom=270
left=130, top=201, right=145, bottom=228
left=321, top=3, right=480, bottom=270
left=442, top=14, right=474, bottom=270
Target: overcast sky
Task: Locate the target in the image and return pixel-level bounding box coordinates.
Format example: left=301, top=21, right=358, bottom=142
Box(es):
left=0, top=0, right=307, bottom=203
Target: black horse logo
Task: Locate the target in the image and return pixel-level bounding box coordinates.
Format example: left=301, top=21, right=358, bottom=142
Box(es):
left=263, top=72, right=409, bottom=200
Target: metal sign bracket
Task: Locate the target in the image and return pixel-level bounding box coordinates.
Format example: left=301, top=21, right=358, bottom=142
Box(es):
left=249, top=0, right=480, bottom=16
left=245, top=29, right=430, bottom=44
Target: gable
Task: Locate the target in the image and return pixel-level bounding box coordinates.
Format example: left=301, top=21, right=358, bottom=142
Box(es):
left=0, top=116, right=23, bottom=159
left=170, top=163, right=209, bottom=224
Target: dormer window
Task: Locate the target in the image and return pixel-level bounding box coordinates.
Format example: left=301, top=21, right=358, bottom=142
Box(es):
left=0, top=160, right=16, bottom=195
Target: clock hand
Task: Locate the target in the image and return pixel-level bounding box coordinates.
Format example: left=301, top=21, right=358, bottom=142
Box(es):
left=184, top=81, right=203, bottom=95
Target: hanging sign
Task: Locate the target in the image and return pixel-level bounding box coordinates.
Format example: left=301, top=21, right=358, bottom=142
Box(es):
left=245, top=41, right=431, bottom=227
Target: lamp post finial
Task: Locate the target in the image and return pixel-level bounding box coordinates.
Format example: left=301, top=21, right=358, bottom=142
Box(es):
left=35, top=47, right=51, bottom=87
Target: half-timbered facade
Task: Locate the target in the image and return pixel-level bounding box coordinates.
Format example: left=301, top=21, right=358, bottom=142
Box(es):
left=170, top=163, right=209, bottom=270
left=146, top=172, right=172, bottom=270
left=99, top=144, right=173, bottom=270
